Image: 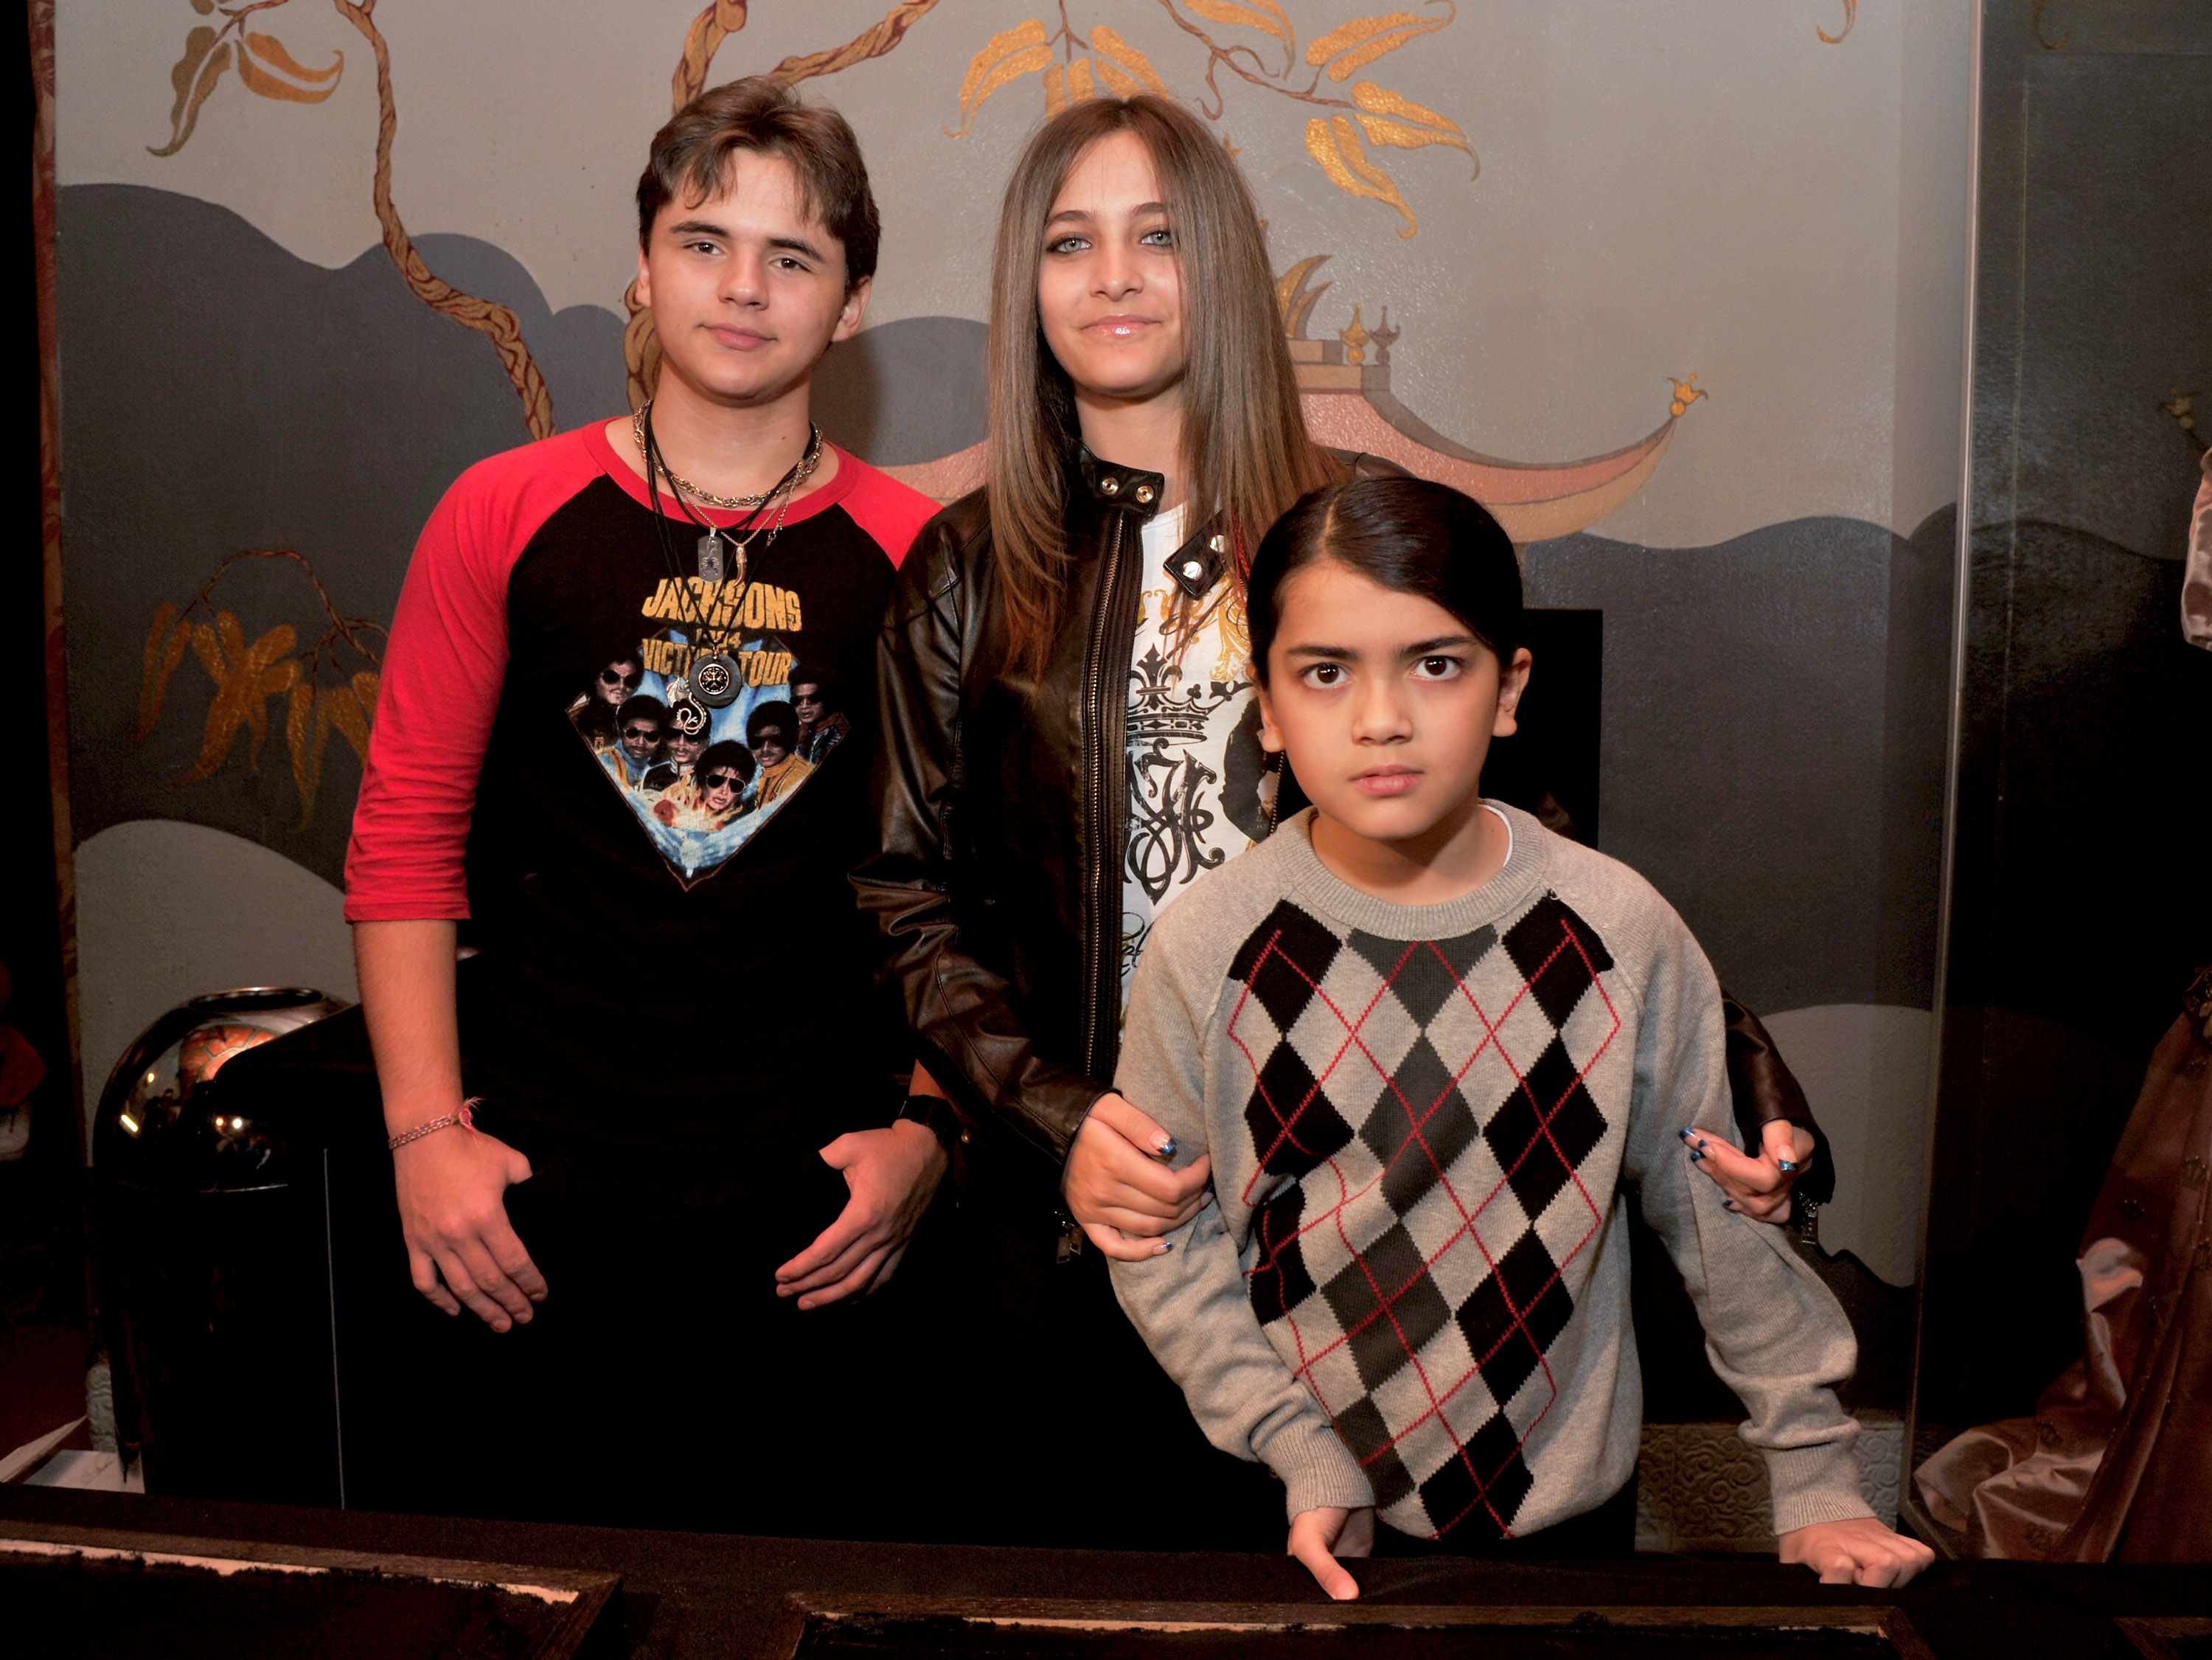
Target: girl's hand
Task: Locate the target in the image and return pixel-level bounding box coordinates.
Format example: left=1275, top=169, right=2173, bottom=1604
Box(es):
left=1682, top=1119, right=1815, bottom=1225
left=1063, top=1093, right=1212, bottom=1260
left=1780, top=1518, right=1936, bottom=1586
left=1288, top=1506, right=1374, bottom=1600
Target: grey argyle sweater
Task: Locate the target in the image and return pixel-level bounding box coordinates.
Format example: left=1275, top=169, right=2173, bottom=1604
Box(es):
left=1107, top=805, right=1873, bottom=1543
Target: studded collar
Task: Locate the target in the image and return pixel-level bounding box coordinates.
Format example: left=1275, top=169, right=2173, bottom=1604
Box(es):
left=1075, top=448, right=1166, bottom=518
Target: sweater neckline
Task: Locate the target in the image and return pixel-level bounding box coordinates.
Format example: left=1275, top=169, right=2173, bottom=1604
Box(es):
left=1275, top=802, right=1551, bottom=940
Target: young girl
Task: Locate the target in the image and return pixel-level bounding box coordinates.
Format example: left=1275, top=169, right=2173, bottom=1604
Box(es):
left=1107, top=476, right=1935, bottom=1592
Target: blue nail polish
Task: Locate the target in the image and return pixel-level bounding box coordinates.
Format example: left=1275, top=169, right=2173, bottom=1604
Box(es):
left=1158, top=1137, right=1178, bottom=1159
left=1688, top=1150, right=1703, bottom=1162
left=1778, top=1159, right=1798, bottom=1173
left=1158, top=1240, right=1175, bottom=1254
left=1722, top=1198, right=1737, bottom=1210
left=1678, top=1128, right=1696, bottom=1142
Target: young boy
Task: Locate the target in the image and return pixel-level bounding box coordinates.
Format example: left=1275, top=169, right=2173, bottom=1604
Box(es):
left=1107, top=477, right=1934, bottom=1594
left=345, top=78, right=943, bottom=1529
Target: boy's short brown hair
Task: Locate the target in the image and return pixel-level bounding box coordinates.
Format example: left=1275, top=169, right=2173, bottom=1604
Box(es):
left=635, top=77, right=879, bottom=290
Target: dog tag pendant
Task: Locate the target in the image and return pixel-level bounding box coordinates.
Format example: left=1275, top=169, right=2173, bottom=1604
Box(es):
left=698, top=532, right=725, bottom=585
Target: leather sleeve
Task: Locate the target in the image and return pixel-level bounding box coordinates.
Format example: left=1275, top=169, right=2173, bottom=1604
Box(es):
left=852, top=513, right=1107, bottom=1170
left=1721, top=993, right=1835, bottom=1206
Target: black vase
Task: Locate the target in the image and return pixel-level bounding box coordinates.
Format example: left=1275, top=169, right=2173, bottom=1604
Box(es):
left=91, top=987, right=349, bottom=1504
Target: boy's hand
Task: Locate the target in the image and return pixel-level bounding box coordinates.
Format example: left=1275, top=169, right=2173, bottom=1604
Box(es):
left=1065, top=1093, right=1212, bottom=1260
left=776, top=1122, right=947, bottom=1309
left=1288, top=1507, right=1374, bottom=1600
left=1780, top=1518, right=1936, bottom=1586
left=1683, top=1119, right=1815, bottom=1225
left=393, top=1125, right=543, bottom=1332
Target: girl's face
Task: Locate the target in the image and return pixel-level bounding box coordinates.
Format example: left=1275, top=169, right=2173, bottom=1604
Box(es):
left=1255, top=559, right=1531, bottom=850
left=1037, top=131, right=1187, bottom=409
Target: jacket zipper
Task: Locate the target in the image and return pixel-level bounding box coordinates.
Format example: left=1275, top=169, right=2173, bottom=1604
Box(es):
left=1079, top=510, right=1134, bottom=1082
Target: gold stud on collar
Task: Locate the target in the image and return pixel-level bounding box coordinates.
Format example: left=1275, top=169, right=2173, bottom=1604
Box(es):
left=1135, top=484, right=1156, bottom=504
left=1099, top=475, right=1121, bottom=496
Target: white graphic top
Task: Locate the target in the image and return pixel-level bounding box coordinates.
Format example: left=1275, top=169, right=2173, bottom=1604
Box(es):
left=1120, top=504, right=1269, bottom=1011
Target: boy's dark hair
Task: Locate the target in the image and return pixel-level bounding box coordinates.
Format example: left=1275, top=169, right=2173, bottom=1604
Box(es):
left=695, top=739, right=756, bottom=786
left=1247, top=478, right=1522, bottom=684
left=636, top=77, right=880, bottom=291
left=620, top=695, right=670, bottom=730
left=745, top=699, right=798, bottom=746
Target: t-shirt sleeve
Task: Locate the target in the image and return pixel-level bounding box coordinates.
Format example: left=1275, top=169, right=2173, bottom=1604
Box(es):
left=837, top=458, right=940, bottom=569
left=344, top=459, right=544, bottom=922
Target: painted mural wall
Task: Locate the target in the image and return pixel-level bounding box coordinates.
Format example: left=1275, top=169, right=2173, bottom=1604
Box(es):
left=53, top=0, right=1972, bottom=1289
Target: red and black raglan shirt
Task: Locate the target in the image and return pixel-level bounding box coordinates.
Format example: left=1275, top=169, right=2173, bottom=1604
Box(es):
left=346, top=423, right=936, bottom=1149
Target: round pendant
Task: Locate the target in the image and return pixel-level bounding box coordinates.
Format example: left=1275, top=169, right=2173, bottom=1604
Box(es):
left=690, top=653, right=740, bottom=708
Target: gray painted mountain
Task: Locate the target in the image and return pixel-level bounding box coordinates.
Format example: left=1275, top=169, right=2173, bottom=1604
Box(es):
left=60, top=181, right=1955, bottom=1018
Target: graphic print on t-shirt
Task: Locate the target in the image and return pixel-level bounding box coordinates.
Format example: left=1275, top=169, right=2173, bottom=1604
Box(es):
left=567, top=572, right=850, bottom=888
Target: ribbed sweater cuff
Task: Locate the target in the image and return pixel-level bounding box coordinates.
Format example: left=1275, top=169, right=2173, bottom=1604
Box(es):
left=1764, top=1440, right=1876, bottom=1536
left=1259, top=1420, right=1375, bottom=1521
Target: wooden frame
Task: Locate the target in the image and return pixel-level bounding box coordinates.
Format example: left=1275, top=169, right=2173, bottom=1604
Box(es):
left=773, top=1592, right=1938, bottom=1659
left=2117, top=1616, right=2212, bottom=1660
left=4, top=1520, right=619, bottom=1659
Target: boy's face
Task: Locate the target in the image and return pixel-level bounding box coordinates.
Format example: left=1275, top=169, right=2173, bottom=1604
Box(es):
left=636, top=149, right=871, bottom=408
left=1255, top=559, right=1531, bottom=851
left=751, top=721, right=793, bottom=768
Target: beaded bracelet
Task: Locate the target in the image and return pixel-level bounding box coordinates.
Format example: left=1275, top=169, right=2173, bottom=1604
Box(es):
left=386, top=1097, right=480, bottom=1151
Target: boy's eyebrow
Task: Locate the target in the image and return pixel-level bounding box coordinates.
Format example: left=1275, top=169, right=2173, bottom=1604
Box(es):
left=665, top=222, right=830, bottom=264
left=1399, top=633, right=1479, bottom=656
left=1282, top=633, right=1478, bottom=661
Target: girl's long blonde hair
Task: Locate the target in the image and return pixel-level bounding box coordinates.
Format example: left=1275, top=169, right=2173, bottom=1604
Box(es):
left=986, top=95, right=1343, bottom=676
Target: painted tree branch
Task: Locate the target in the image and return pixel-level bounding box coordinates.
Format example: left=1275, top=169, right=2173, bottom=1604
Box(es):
left=332, top=0, right=555, bottom=439
left=772, top=0, right=939, bottom=85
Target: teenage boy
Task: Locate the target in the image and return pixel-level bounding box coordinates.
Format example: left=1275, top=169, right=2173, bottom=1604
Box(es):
left=345, top=78, right=942, bottom=1532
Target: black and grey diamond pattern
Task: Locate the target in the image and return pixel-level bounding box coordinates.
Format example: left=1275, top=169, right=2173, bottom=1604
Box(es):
left=1226, top=892, right=1621, bottom=1541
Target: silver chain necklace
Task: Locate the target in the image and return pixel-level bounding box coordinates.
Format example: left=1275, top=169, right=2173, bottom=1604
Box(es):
left=630, top=400, right=823, bottom=510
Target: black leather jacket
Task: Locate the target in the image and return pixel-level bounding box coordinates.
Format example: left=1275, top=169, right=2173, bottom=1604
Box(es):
left=855, top=448, right=1831, bottom=1209
left=856, top=449, right=1201, bottom=1173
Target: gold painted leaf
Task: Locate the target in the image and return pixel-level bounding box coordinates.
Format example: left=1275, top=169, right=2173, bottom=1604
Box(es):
left=1044, top=60, right=1066, bottom=116
left=1090, top=27, right=1168, bottom=97
left=149, top=29, right=232, bottom=157
left=1819, top=1, right=1858, bottom=44
left=1275, top=254, right=1332, bottom=338
left=1184, top=0, right=1291, bottom=48
left=1304, top=114, right=1416, bottom=237
left=1067, top=57, right=1098, bottom=103
left=286, top=678, right=316, bottom=824
left=948, top=18, right=1051, bottom=136
left=1092, top=55, right=1140, bottom=100
left=237, top=41, right=341, bottom=105
left=293, top=676, right=377, bottom=827
left=1351, top=82, right=1475, bottom=176
left=1304, top=12, right=1448, bottom=82
left=237, top=32, right=341, bottom=105
left=134, top=602, right=190, bottom=741
left=244, top=32, right=341, bottom=83
left=173, top=614, right=298, bottom=787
